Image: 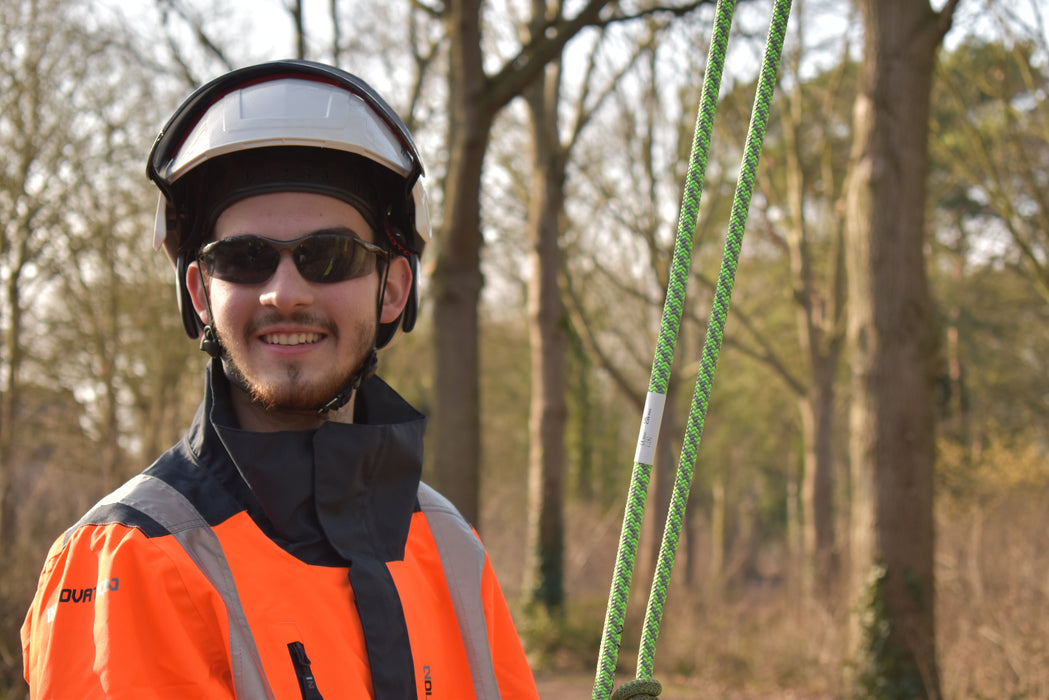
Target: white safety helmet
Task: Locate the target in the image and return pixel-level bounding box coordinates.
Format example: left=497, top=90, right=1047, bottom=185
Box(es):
left=147, top=60, right=430, bottom=348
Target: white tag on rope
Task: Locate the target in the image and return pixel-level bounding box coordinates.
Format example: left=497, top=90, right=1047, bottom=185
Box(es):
left=634, top=391, right=667, bottom=465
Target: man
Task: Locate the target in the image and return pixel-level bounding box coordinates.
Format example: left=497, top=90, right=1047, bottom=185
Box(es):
left=22, top=60, right=539, bottom=700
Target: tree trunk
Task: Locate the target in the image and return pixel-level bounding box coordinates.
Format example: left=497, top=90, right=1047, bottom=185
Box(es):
left=780, top=48, right=847, bottom=602
left=430, top=0, right=492, bottom=526
left=570, top=331, right=596, bottom=502
left=0, top=271, right=23, bottom=555
left=845, top=1, right=957, bottom=696
left=522, top=53, right=568, bottom=613
left=799, top=367, right=837, bottom=599
left=430, top=0, right=614, bottom=526
left=943, top=226, right=969, bottom=443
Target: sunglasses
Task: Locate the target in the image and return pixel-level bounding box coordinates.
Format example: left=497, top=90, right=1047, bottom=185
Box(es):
left=198, top=232, right=388, bottom=285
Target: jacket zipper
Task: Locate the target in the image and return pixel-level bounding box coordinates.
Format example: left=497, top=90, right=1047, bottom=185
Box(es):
left=287, top=641, right=325, bottom=700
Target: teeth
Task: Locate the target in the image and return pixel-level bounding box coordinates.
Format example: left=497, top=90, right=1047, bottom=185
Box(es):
left=263, top=333, right=322, bottom=346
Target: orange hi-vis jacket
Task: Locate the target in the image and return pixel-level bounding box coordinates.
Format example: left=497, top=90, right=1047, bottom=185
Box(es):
left=22, top=368, right=538, bottom=699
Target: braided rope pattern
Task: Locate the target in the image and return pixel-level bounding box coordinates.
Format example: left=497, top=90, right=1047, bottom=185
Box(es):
left=635, top=0, right=794, bottom=680
left=611, top=679, right=663, bottom=700
left=594, top=0, right=794, bottom=697
left=592, top=1, right=737, bottom=698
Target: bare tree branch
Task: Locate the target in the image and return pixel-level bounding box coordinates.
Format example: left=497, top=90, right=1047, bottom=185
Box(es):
left=486, top=0, right=715, bottom=113
left=155, top=0, right=234, bottom=85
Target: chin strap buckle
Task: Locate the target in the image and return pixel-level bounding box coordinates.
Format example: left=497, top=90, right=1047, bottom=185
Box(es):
left=199, top=325, right=222, bottom=358
left=317, top=347, right=379, bottom=415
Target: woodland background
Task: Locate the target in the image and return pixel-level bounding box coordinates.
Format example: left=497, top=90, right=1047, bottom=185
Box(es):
left=2, top=0, right=1049, bottom=698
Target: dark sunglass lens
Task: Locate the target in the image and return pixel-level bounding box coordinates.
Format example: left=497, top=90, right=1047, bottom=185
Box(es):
left=206, top=238, right=279, bottom=284
left=295, top=236, right=372, bottom=283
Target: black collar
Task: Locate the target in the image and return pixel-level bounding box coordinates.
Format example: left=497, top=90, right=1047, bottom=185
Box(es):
left=188, top=362, right=427, bottom=565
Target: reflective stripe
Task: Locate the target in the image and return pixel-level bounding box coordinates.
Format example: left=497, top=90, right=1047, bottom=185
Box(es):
left=91, top=475, right=277, bottom=700
left=417, top=483, right=501, bottom=699
left=90, top=476, right=500, bottom=699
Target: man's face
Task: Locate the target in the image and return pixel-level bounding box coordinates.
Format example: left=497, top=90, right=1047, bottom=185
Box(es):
left=187, top=191, right=405, bottom=414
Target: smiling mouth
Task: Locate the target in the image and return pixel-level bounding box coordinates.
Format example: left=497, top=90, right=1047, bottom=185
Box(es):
left=262, top=332, right=323, bottom=346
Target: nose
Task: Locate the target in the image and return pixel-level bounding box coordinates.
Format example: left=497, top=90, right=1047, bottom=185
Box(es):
left=258, top=252, right=315, bottom=312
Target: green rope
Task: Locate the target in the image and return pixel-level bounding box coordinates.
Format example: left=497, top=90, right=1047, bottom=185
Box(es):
left=635, top=0, right=793, bottom=679
left=611, top=679, right=662, bottom=700
left=593, top=0, right=793, bottom=697
left=591, top=1, right=737, bottom=697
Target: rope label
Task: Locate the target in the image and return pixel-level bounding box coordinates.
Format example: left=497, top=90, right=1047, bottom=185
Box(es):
left=634, top=392, right=667, bottom=465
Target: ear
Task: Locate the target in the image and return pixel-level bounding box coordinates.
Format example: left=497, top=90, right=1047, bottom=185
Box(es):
left=185, top=261, right=211, bottom=325
left=379, top=256, right=412, bottom=324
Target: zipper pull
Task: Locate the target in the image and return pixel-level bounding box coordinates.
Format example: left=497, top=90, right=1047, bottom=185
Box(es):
left=287, top=641, right=325, bottom=700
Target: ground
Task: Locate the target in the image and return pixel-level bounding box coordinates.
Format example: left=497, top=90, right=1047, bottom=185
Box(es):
left=534, top=672, right=835, bottom=699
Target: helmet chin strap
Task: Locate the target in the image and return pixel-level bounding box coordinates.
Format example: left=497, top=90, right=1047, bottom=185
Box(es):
left=200, top=324, right=222, bottom=358
left=316, top=347, right=377, bottom=414
left=196, top=251, right=392, bottom=417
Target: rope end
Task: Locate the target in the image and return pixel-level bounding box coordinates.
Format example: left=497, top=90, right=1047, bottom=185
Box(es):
left=611, top=678, right=663, bottom=700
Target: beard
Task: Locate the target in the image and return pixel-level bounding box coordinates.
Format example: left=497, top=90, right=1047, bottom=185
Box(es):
left=215, top=310, right=377, bottom=413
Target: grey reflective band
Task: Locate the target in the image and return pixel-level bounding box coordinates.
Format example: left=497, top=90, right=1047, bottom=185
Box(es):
left=417, top=483, right=501, bottom=699
left=84, top=476, right=500, bottom=698
left=90, top=475, right=277, bottom=699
